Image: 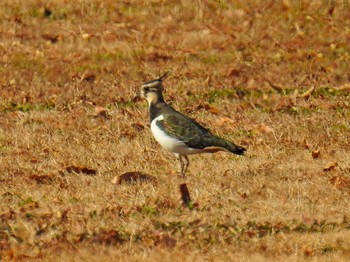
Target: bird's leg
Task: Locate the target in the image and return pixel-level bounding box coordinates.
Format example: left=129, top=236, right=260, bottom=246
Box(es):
left=177, top=154, right=185, bottom=178
left=182, top=156, right=189, bottom=178
left=177, top=155, right=189, bottom=178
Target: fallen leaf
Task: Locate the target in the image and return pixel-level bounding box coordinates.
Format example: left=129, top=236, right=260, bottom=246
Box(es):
left=30, top=158, right=40, bottom=163
left=19, top=197, right=39, bottom=210
left=13, top=17, right=23, bottom=24
left=197, top=104, right=220, bottom=114
left=226, top=67, right=241, bottom=77
left=301, top=139, right=312, bottom=149
left=1, top=250, right=14, bottom=261
left=66, top=166, right=97, bottom=175
left=273, top=222, right=285, bottom=231
left=92, top=229, right=123, bottom=245
left=323, top=162, right=338, bottom=172
left=0, top=209, right=17, bottom=221
left=311, top=149, right=320, bottom=159
left=218, top=117, right=236, bottom=126
left=94, top=106, right=110, bottom=118
left=132, top=122, right=146, bottom=131
left=81, top=73, right=95, bottom=83
left=28, top=174, right=54, bottom=184
left=112, top=172, right=157, bottom=184
left=257, top=124, right=274, bottom=134
left=154, top=233, right=177, bottom=248
left=303, top=245, right=314, bottom=256
left=42, top=33, right=59, bottom=43
left=208, top=105, right=219, bottom=114
left=329, top=175, right=350, bottom=189
left=328, top=5, right=335, bottom=15
left=239, top=192, right=248, bottom=199
left=301, top=215, right=313, bottom=225
left=146, top=51, right=172, bottom=61
left=258, top=244, right=268, bottom=252
left=246, top=230, right=256, bottom=238
left=179, top=183, right=191, bottom=207
left=57, top=208, right=71, bottom=222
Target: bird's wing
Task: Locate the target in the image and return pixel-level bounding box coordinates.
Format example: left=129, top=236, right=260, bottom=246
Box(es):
left=159, top=112, right=211, bottom=149
left=154, top=107, right=245, bottom=155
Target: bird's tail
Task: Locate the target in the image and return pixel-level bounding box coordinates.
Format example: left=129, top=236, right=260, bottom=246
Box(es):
left=213, top=136, right=246, bottom=155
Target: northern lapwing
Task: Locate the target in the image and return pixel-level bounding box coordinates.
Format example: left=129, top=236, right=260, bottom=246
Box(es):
left=141, top=73, right=246, bottom=178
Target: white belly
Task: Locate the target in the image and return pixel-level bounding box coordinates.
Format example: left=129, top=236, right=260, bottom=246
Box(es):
left=150, top=115, right=203, bottom=156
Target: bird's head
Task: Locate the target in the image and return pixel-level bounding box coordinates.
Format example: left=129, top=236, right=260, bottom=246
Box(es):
left=141, top=72, right=168, bottom=105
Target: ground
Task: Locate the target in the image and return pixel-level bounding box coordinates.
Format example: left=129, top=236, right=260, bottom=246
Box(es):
left=1, top=0, right=350, bottom=261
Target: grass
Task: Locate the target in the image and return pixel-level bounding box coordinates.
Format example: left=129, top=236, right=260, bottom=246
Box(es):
left=1, top=0, right=350, bottom=261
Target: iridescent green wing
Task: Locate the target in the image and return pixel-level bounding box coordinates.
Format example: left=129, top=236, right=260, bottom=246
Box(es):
left=160, top=112, right=211, bottom=149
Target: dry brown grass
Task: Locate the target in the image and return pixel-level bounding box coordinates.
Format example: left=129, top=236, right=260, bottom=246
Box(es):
left=1, top=0, right=350, bottom=261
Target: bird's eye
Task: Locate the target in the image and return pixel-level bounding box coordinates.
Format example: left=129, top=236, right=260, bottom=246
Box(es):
left=144, top=87, right=150, bottom=91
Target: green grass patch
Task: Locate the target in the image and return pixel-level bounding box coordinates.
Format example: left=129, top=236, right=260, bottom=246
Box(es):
left=18, top=197, right=36, bottom=207
left=91, top=51, right=126, bottom=62
left=206, top=89, right=237, bottom=103
left=315, top=86, right=350, bottom=97
left=140, top=205, right=159, bottom=215
left=73, top=64, right=101, bottom=73
left=202, top=54, right=219, bottom=65
left=331, top=123, right=350, bottom=132
left=114, top=100, right=136, bottom=109
left=11, top=53, right=45, bottom=71
left=0, top=102, right=55, bottom=112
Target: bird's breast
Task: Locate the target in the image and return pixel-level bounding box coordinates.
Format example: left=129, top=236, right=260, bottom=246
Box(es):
left=150, top=115, right=203, bottom=155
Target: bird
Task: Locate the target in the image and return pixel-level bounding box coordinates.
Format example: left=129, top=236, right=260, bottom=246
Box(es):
left=140, top=73, right=246, bottom=178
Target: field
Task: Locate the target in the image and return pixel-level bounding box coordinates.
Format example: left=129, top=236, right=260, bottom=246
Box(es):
left=1, top=0, right=350, bottom=261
